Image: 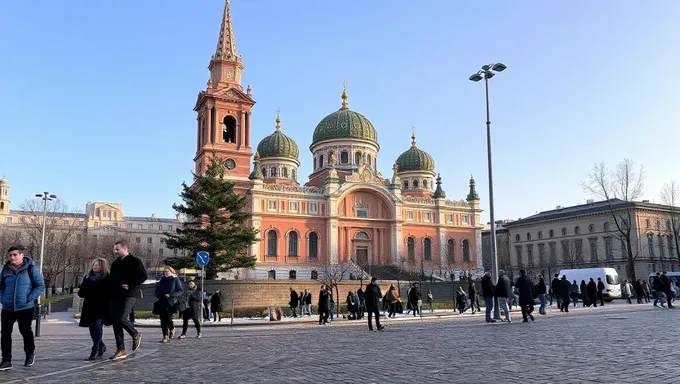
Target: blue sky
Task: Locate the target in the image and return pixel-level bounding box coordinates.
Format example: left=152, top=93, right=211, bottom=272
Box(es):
left=1, top=1, right=679, bottom=222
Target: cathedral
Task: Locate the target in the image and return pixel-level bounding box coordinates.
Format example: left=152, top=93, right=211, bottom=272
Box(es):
left=194, top=1, right=484, bottom=280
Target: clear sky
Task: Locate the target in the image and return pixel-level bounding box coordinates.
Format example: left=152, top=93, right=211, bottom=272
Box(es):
left=1, top=1, right=678, bottom=221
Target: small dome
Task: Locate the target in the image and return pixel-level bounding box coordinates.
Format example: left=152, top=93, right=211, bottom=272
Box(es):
left=395, top=131, right=435, bottom=172
left=256, top=114, right=299, bottom=160
left=311, top=87, right=378, bottom=146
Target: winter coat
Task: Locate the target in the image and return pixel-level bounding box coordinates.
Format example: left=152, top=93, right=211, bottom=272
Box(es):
left=580, top=282, right=589, bottom=300
left=78, top=273, right=112, bottom=327
left=560, top=279, right=571, bottom=298
left=0, top=257, right=45, bottom=312
left=597, top=280, right=605, bottom=293
left=551, top=278, right=561, bottom=296
left=211, top=291, right=225, bottom=313
left=468, top=281, right=478, bottom=298
left=318, top=290, right=330, bottom=311
left=535, top=279, right=547, bottom=295
left=494, top=274, right=512, bottom=299
left=155, top=276, right=183, bottom=312
left=660, top=275, right=672, bottom=293
left=409, top=286, right=421, bottom=304
left=364, top=283, right=383, bottom=311
left=109, top=254, right=148, bottom=300
left=587, top=280, right=597, bottom=296
left=570, top=282, right=579, bottom=294
left=357, top=288, right=366, bottom=306
left=183, top=288, right=202, bottom=319
left=386, top=288, right=398, bottom=303
left=289, top=291, right=299, bottom=308
left=305, top=292, right=312, bottom=305
left=481, top=274, right=495, bottom=297
left=515, top=275, right=535, bottom=306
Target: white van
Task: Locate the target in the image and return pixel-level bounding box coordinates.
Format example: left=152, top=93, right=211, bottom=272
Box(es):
left=557, top=268, right=622, bottom=300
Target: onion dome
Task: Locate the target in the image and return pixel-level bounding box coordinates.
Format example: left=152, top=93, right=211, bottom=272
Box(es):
left=395, top=130, right=435, bottom=173
left=256, top=111, right=299, bottom=160
left=311, top=84, right=378, bottom=146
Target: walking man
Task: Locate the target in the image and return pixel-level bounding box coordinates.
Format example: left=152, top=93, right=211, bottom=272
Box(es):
left=0, top=245, right=45, bottom=371
left=109, top=240, right=147, bottom=360
left=596, top=278, right=605, bottom=306
left=481, top=271, right=496, bottom=322
left=364, top=277, right=384, bottom=331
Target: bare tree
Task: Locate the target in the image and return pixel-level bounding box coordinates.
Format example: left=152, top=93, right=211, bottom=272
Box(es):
left=583, top=159, right=644, bottom=281
left=318, top=260, right=354, bottom=315
left=661, top=180, right=680, bottom=262
left=560, top=239, right=585, bottom=269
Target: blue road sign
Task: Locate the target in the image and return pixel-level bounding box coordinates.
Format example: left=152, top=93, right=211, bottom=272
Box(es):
left=196, top=251, right=210, bottom=266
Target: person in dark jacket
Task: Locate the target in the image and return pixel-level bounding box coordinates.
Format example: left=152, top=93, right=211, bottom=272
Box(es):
left=535, top=275, right=548, bottom=315
left=551, top=274, right=562, bottom=310
left=596, top=278, right=605, bottom=306
left=586, top=278, right=598, bottom=308
left=154, top=267, right=183, bottom=343
left=289, top=288, right=299, bottom=318
left=318, top=285, right=330, bottom=325
left=78, top=258, right=112, bottom=360
left=634, top=279, right=644, bottom=304
left=409, top=283, right=421, bottom=317
left=516, top=270, right=535, bottom=322
left=660, top=272, right=675, bottom=309
left=559, top=276, right=571, bottom=312
left=178, top=280, right=202, bottom=339
left=467, top=278, right=479, bottom=314
left=481, top=271, right=495, bottom=322
left=364, top=277, right=384, bottom=331
left=494, top=270, right=512, bottom=322
left=356, top=287, right=366, bottom=320
left=211, top=289, right=224, bottom=322
left=305, top=289, right=313, bottom=315
left=108, top=240, right=147, bottom=360
left=580, top=280, right=589, bottom=307
left=0, top=245, right=46, bottom=371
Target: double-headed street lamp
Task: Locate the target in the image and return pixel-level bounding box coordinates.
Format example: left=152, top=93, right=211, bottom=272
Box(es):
left=35, top=191, right=56, bottom=337
left=469, top=62, right=506, bottom=321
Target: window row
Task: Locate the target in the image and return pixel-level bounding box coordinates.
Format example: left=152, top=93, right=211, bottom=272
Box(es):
left=267, top=270, right=319, bottom=280
left=645, top=218, right=674, bottom=232
left=261, top=166, right=297, bottom=180
left=403, top=179, right=433, bottom=190
left=267, top=200, right=319, bottom=214
left=515, top=223, right=617, bottom=242
left=313, top=150, right=376, bottom=170
left=267, top=230, right=319, bottom=258
left=405, top=237, right=471, bottom=263
left=404, top=212, right=470, bottom=225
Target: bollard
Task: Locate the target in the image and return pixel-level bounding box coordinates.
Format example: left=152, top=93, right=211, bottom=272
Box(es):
left=48, top=302, right=52, bottom=315
left=231, top=299, right=234, bottom=326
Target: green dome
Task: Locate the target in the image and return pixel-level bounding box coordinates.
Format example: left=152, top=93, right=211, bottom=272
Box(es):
left=256, top=117, right=299, bottom=160
left=395, top=133, right=435, bottom=172
left=311, top=90, right=378, bottom=146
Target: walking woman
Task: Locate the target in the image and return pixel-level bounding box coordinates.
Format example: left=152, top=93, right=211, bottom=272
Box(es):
left=211, top=289, right=224, bottom=322
left=78, top=258, right=112, bottom=360
left=178, top=280, right=202, bottom=339
left=154, top=266, right=183, bottom=343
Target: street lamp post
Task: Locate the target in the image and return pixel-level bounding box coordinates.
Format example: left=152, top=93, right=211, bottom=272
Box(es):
left=469, top=63, right=506, bottom=321
left=34, top=191, right=57, bottom=337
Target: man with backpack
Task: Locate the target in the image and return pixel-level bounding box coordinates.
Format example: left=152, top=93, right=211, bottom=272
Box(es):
left=0, top=245, right=46, bottom=371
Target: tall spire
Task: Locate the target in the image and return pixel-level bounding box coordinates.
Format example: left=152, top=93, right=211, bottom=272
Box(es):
left=213, top=0, right=240, bottom=62
left=411, top=126, right=417, bottom=147
left=467, top=174, right=480, bottom=201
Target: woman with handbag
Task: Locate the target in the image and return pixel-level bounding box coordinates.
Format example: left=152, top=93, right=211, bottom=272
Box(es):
left=178, top=280, right=202, bottom=339
left=77, top=258, right=112, bottom=360
left=154, top=266, right=183, bottom=343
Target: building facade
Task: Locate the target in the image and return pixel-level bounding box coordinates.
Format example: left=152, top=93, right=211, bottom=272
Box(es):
left=502, top=199, right=680, bottom=281
left=194, top=1, right=484, bottom=280
left=481, top=220, right=513, bottom=275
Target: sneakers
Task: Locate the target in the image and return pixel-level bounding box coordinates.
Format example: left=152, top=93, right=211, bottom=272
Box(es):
left=169, top=330, right=175, bottom=339
left=161, top=336, right=169, bottom=343
left=109, top=350, right=127, bottom=360
left=196, top=333, right=202, bottom=339
left=132, top=333, right=142, bottom=352
left=178, top=334, right=186, bottom=339
left=24, top=354, right=35, bottom=367
left=0, top=361, right=12, bottom=371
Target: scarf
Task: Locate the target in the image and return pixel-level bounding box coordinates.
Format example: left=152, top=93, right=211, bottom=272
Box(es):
left=88, top=271, right=103, bottom=281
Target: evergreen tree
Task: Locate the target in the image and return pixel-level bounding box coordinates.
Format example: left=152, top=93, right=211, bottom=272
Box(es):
left=164, top=157, right=258, bottom=279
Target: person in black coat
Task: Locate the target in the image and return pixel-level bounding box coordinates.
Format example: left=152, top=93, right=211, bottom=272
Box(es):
left=481, top=271, right=496, bottom=322
left=551, top=274, right=562, bottom=310
left=515, top=269, right=535, bottom=322
left=305, top=290, right=313, bottom=315
left=494, top=270, right=512, bottom=322
left=580, top=280, right=589, bottom=307
left=559, top=276, right=571, bottom=312
left=596, top=278, right=606, bottom=306
left=211, top=289, right=225, bottom=322
left=467, top=278, right=479, bottom=314
left=535, top=275, right=548, bottom=315
left=317, top=285, right=330, bottom=325
left=409, top=283, right=421, bottom=317
left=356, top=287, right=366, bottom=320
left=586, top=278, right=598, bottom=308
left=660, top=272, right=675, bottom=308
left=364, top=277, right=384, bottom=331
left=78, top=258, right=112, bottom=360
left=154, top=267, right=183, bottom=343
left=289, top=288, right=299, bottom=318
left=178, top=280, right=202, bottom=338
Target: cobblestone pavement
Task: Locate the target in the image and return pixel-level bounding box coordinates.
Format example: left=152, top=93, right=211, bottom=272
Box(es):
left=1, top=303, right=679, bottom=383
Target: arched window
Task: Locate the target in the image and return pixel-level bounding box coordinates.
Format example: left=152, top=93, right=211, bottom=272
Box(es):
left=403, top=181, right=409, bottom=190
left=355, top=231, right=370, bottom=240
left=447, top=239, right=455, bottom=264
left=561, top=228, right=567, bottom=236
left=413, top=180, right=419, bottom=188
left=527, top=233, right=532, bottom=241
left=267, top=231, right=278, bottom=256
left=367, top=154, right=372, bottom=168
left=223, top=116, right=237, bottom=143
left=424, top=238, right=432, bottom=260
left=515, top=234, right=520, bottom=242
left=574, top=226, right=580, bottom=235
left=270, top=167, right=278, bottom=178
left=308, top=232, right=319, bottom=258
left=462, top=239, right=471, bottom=262
left=319, top=155, right=324, bottom=167
left=645, top=219, right=651, bottom=228
left=340, top=151, right=349, bottom=164
left=423, top=180, right=428, bottom=189
left=267, top=270, right=276, bottom=280
left=355, top=152, right=361, bottom=165
left=588, top=224, right=595, bottom=233
left=549, top=229, right=554, bottom=238
left=313, top=157, right=317, bottom=170
left=538, top=231, right=543, bottom=239
left=283, top=167, right=289, bottom=178
left=291, top=169, right=296, bottom=180
left=407, top=237, right=415, bottom=261
left=288, top=231, right=298, bottom=256
left=261, top=167, right=267, bottom=178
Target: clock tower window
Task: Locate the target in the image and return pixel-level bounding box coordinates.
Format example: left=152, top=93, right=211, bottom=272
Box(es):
left=223, top=116, right=237, bottom=143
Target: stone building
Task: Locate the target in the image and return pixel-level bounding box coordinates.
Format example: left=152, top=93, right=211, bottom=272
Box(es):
left=502, top=199, right=680, bottom=281
left=192, top=1, right=484, bottom=280
left=481, top=220, right=513, bottom=275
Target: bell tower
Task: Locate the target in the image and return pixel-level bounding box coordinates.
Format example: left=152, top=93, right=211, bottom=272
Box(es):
left=0, top=176, right=10, bottom=215
left=193, top=0, right=255, bottom=180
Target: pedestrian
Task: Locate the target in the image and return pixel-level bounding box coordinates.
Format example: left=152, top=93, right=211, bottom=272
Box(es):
left=634, top=279, right=644, bottom=304
left=289, top=288, right=299, bottom=318
left=328, top=286, right=335, bottom=321
left=551, top=274, right=562, bottom=310
left=586, top=278, right=598, bottom=308
left=467, top=278, right=478, bottom=315
left=346, top=290, right=357, bottom=320
left=0, top=245, right=46, bottom=371
left=305, top=289, right=313, bottom=315
left=596, top=278, right=605, bottom=306
left=642, top=279, right=651, bottom=303
left=456, top=287, right=468, bottom=314
left=426, top=289, right=434, bottom=313
left=481, top=271, right=496, bottom=322
left=154, top=266, right=183, bottom=343
left=409, top=283, right=421, bottom=317
left=211, top=289, right=224, bottom=322
left=560, top=276, right=571, bottom=312
left=660, top=272, right=675, bottom=309
left=516, top=270, right=535, bottom=322
left=386, top=285, right=398, bottom=318
left=317, top=285, right=330, bottom=325
left=580, top=280, right=589, bottom=307
left=299, top=289, right=307, bottom=316
left=570, top=280, right=579, bottom=308
left=494, top=270, right=512, bottom=323
left=202, top=291, right=211, bottom=321
left=109, top=240, right=147, bottom=360
left=622, top=279, right=634, bottom=304
left=535, top=275, right=548, bottom=315
left=77, top=258, right=112, bottom=360
left=356, top=287, right=365, bottom=320
left=364, top=277, right=384, bottom=331
left=178, top=280, right=202, bottom=339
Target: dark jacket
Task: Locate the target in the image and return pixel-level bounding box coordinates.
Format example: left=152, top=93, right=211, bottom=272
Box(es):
left=660, top=275, right=672, bottom=293
left=0, top=257, right=46, bottom=312
left=481, top=274, right=495, bottom=297
left=182, top=287, right=202, bottom=319
left=78, top=273, right=112, bottom=327
left=580, top=281, right=589, bottom=299
left=494, top=274, right=512, bottom=298
left=597, top=280, right=605, bottom=292
left=587, top=280, right=597, bottom=296
left=357, top=288, right=366, bottom=306
left=109, top=254, right=148, bottom=300
left=653, top=276, right=663, bottom=291
left=364, top=283, right=383, bottom=311
left=409, top=286, right=421, bottom=304
left=535, top=278, right=547, bottom=295
left=289, top=291, right=299, bottom=308
left=155, top=276, right=183, bottom=311
left=305, top=292, right=312, bottom=305
left=211, top=291, right=224, bottom=312
left=551, top=277, right=561, bottom=296
left=560, top=279, right=571, bottom=298
left=515, top=275, right=535, bottom=306
left=318, top=290, right=330, bottom=311
left=468, top=281, right=478, bottom=297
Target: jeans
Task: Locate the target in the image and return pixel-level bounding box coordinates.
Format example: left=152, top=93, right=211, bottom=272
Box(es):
left=203, top=300, right=211, bottom=320
left=1, top=308, right=35, bottom=362
left=329, top=302, right=335, bottom=321
left=498, top=298, right=511, bottom=321
left=88, top=318, right=105, bottom=352
left=538, top=294, right=547, bottom=314
left=483, top=297, right=494, bottom=321
left=111, top=298, right=139, bottom=351
left=181, top=311, right=201, bottom=335
left=555, top=296, right=563, bottom=310
left=305, top=304, right=311, bottom=315
left=367, top=308, right=381, bottom=330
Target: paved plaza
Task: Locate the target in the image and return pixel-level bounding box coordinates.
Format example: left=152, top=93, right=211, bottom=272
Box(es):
left=1, top=303, right=679, bottom=383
